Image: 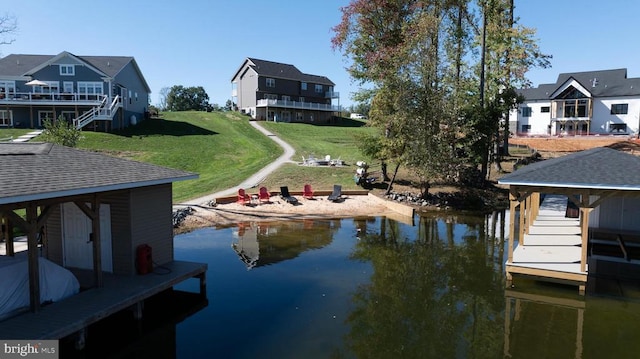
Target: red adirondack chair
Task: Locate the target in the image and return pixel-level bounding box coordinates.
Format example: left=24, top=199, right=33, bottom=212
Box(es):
left=237, top=188, right=250, bottom=205
left=302, top=184, right=314, bottom=199
left=258, top=186, right=271, bottom=203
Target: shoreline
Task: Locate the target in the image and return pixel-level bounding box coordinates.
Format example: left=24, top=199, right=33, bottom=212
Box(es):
left=175, top=193, right=407, bottom=233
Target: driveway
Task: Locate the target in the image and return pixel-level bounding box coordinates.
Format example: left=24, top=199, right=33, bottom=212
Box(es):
left=176, top=121, right=296, bottom=206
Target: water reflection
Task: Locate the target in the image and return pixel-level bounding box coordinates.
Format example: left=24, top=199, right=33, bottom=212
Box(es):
left=346, top=214, right=507, bottom=358
left=62, top=212, right=640, bottom=358
left=231, top=219, right=342, bottom=269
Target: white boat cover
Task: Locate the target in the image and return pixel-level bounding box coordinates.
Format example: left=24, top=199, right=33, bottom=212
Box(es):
left=0, top=253, right=80, bottom=319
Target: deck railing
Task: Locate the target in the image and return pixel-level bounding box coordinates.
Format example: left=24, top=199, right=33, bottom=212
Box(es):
left=0, top=92, right=104, bottom=103
left=257, top=99, right=341, bottom=111
left=73, top=95, right=121, bottom=129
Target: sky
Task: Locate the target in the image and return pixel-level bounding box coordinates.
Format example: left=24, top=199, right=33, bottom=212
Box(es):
left=2, top=0, right=640, bottom=109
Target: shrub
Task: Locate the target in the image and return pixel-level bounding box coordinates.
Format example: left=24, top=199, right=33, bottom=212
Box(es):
left=39, top=116, right=81, bottom=147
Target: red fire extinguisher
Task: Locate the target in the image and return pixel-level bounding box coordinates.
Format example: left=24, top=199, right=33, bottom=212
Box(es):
left=136, top=244, right=153, bottom=275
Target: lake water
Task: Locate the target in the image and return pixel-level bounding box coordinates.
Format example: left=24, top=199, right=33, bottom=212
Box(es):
left=62, top=213, right=640, bottom=358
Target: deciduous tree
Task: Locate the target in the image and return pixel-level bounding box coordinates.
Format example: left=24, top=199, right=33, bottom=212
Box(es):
left=332, top=0, right=549, bottom=192
left=0, top=13, right=17, bottom=49
left=166, top=85, right=210, bottom=111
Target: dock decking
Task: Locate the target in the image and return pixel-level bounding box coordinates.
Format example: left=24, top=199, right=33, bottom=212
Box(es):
left=506, top=195, right=588, bottom=288
left=0, top=260, right=206, bottom=340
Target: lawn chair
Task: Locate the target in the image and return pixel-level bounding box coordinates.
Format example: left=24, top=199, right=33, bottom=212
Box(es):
left=327, top=184, right=342, bottom=202
left=303, top=184, right=314, bottom=199
left=237, top=188, right=251, bottom=205
left=258, top=186, right=271, bottom=204
left=280, top=186, right=298, bottom=204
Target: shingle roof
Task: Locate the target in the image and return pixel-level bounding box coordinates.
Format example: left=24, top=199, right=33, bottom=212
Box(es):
left=244, top=58, right=335, bottom=85
left=0, top=53, right=134, bottom=78
left=518, top=68, right=640, bottom=100
left=0, top=143, right=197, bottom=205
left=498, top=147, right=640, bottom=190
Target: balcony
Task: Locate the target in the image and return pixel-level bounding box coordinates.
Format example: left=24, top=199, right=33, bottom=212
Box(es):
left=257, top=99, right=341, bottom=112
left=0, top=92, right=105, bottom=106
left=325, top=91, right=339, bottom=99
left=550, top=98, right=592, bottom=121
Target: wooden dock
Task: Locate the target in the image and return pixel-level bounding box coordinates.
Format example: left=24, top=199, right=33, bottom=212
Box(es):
left=506, top=195, right=588, bottom=291
left=0, top=260, right=206, bottom=340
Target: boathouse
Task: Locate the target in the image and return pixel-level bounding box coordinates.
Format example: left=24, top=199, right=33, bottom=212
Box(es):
left=498, top=146, right=640, bottom=294
left=0, top=142, right=207, bottom=342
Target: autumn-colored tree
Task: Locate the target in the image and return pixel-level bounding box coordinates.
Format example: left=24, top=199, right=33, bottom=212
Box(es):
left=332, top=0, right=550, bottom=192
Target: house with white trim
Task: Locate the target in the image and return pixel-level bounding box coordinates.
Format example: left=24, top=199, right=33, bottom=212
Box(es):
left=509, top=68, right=640, bottom=136
left=231, top=58, right=340, bottom=123
left=0, top=51, right=150, bottom=131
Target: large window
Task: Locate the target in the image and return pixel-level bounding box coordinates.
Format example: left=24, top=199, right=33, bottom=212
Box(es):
left=0, top=110, right=12, bottom=127
left=521, top=124, right=531, bottom=133
left=611, top=103, right=628, bottom=115
left=564, top=99, right=588, bottom=117
left=521, top=107, right=532, bottom=117
left=301, top=82, right=307, bottom=91
left=60, top=64, right=75, bottom=76
left=282, top=95, right=291, bottom=102
left=77, top=82, right=103, bottom=100
left=0, top=81, right=16, bottom=98
left=61, top=111, right=75, bottom=123
left=63, top=81, right=74, bottom=93
left=38, top=111, right=54, bottom=127
left=315, top=84, right=323, bottom=93
left=266, top=78, right=275, bottom=88
left=609, top=123, right=627, bottom=133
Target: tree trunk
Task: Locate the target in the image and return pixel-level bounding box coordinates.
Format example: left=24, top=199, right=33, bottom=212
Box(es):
left=493, top=127, right=504, bottom=172
left=385, top=162, right=402, bottom=195
left=381, top=161, right=390, bottom=181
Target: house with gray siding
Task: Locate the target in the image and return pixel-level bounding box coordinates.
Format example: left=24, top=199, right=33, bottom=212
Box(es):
left=231, top=58, right=340, bottom=123
left=509, top=68, right=640, bottom=137
left=0, top=51, right=151, bottom=131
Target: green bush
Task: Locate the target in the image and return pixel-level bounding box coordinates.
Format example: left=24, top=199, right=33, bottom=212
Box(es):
left=39, top=116, right=81, bottom=147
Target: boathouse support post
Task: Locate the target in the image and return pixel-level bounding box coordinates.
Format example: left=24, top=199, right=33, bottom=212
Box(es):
left=506, top=189, right=519, bottom=286
left=519, top=194, right=528, bottom=246
left=579, top=202, right=592, bottom=273
left=525, top=195, right=531, bottom=235
left=531, top=192, right=540, bottom=221
left=1, top=214, right=14, bottom=256
left=26, top=205, right=40, bottom=312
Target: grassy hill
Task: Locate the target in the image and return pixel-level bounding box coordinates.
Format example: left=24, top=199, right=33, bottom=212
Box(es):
left=76, top=111, right=280, bottom=203
left=77, top=111, right=377, bottom=203
left=1, top=111, right=379, bottom=203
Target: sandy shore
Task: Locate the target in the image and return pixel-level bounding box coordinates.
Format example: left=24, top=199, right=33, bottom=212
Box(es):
left=176, top=193, right=398, bottom=232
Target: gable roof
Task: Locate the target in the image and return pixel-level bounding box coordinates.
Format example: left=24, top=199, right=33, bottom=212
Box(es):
left=231, top=57, right=334, bottom=86
left=0, top=51, right=151, bottom=92
left=498, top=147, right=640, bottom=191
left=0, top=143, right=197, bottom=205
left=519, top=68, right=640, bottom=100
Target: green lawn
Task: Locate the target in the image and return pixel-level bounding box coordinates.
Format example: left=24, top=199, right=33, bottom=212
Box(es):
left=0, top=128, right=32, bottom=141
left=1, top=112, right=380, bottom=203
left=258, top=119, right=379, bottom=192
left=78, top=111, right=281, bottom=203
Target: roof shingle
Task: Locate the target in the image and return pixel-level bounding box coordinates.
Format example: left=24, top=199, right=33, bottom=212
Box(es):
left=498, top=147, right=640, bottom=190
left=0, top=143, right=197, bottom=204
